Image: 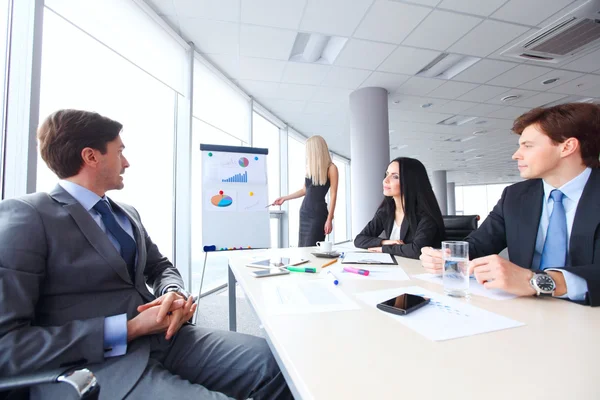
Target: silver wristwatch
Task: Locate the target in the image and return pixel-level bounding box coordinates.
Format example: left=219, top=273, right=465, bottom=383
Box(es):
left=165, top=285, right=190, bottom=300
left=529, top=272, right=556, bottom=296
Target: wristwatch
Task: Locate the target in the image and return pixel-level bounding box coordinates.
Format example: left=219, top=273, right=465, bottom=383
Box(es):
left=529, top=272, right=556, bottom=296
left=164, top=285, right=191, bottom=300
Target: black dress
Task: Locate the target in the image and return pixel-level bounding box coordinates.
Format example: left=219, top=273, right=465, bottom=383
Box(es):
left=298, top=176, right=330, bottom=247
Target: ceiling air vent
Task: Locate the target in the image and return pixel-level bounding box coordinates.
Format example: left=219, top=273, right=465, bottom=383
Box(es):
left=502, top=0, right=600, bottom=63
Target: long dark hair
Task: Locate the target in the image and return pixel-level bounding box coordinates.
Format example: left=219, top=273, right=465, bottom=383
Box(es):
left=378, top=157, right=445, bottom=236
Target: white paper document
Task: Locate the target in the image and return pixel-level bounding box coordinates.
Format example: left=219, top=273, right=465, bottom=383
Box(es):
left=355, top=286, right=524, bottom=341
left=342, top=252, right=396, bottom=264
left=323, top=265, right=410, bottom=281
left=413, top=273, right=517, bottom=300
left=262, top=280, right=360, bottom=315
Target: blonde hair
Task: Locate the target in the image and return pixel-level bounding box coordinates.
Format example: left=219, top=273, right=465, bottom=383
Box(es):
left=305, top=135, right=332, bottom=186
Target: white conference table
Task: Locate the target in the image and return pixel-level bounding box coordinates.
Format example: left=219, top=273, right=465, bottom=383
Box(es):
left=226, top=247, right=600, bottom=400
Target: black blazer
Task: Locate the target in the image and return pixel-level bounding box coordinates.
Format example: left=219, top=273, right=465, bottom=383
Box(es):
left=354, top=209, right=444, bottom=259
left=466, top=168, right=600, bottom=306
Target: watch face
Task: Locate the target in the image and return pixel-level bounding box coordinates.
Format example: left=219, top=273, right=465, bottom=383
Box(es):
left=536, top=274, right=555, bottom=292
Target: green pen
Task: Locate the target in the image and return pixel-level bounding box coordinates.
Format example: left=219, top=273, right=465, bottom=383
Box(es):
left=286, top=266, right=317, bottom=273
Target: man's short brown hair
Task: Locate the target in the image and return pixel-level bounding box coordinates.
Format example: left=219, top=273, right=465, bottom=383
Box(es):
left=512, top=103, right=600, bottom=168
left=37, top=109, right=123, bottom=179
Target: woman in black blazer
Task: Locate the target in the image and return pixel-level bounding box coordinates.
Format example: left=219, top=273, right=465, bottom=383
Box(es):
left=354, top=157, right=445, bottom=259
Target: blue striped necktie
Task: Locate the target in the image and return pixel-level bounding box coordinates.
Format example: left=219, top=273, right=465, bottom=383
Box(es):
left=93, top=200, right=137, bottom=281
left=539, top=190, right=567, bottom=270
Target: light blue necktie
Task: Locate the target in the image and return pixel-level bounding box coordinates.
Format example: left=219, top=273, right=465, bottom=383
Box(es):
left=539, top=190, right=567, bottom=270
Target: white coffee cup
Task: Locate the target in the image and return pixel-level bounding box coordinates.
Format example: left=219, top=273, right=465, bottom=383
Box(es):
left=316, top=241, right=333, bottom=252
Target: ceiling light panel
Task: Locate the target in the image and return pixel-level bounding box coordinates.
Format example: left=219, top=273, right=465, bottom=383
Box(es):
left=438, top=115, right=478, bottom=126
left=289, top=33, right=348, bottom=64
left=416, top=53, right=481, bottom=79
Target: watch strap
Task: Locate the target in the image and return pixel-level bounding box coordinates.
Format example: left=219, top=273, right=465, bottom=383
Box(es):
left=165, top=285, right=190, bottom=300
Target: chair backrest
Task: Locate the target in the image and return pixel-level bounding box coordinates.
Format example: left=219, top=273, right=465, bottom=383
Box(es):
left=442, top=215, right=479, bottom=241
left=0, top=388, right=28, bottom=400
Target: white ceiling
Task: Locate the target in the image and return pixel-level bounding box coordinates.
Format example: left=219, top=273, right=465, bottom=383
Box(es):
left=145, top=0, right=600, bottom=185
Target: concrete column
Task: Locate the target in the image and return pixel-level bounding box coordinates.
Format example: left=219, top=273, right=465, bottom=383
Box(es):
left=349, top=87, right=389, bottom=237
left=432, top=170, right=448, bottom=215
left=447, top=182, right=456, bottom=215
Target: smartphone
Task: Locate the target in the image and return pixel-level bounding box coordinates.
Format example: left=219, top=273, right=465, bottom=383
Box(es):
left=376, top=294, right=430, bottom=316
left=250, top=268, right=290, bottom=278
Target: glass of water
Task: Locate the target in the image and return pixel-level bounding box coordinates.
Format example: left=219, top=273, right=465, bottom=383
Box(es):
left=442, top=241, right=470, bottom=297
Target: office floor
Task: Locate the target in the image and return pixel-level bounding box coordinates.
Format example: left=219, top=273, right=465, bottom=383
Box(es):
left=195, top=284, right=265, bottom=338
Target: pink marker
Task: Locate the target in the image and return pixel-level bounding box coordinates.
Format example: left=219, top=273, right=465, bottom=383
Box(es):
left=343, top=266, right=370, bottom=276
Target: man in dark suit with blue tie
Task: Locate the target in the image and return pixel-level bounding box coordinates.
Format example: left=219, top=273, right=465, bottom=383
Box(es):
left=420, top=103, right=600, bottom=306
left=0, top=109, right=292, bottom=399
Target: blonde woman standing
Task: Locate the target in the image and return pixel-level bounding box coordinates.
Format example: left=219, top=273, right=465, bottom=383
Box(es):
left=273, top=136, right=339, bottom=247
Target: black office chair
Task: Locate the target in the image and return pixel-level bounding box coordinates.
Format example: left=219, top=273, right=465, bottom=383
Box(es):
left=0, top=368, right=99, bottom=400
left=442, top=215, right=479, bottom=241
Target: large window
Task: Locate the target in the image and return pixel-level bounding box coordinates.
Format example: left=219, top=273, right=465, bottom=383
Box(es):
left=252, top=111, right=281, bottom=248
left=455, top=183, right=512, bottom=224
left=332, top=157, right=348, bottom=243
left=0, top=0, right=10, bottom=198
left=36, top=7, right=177, bottom=260
left=252, top=112, right=280, bottom=205
left=287, top=134, right=306, bottom=247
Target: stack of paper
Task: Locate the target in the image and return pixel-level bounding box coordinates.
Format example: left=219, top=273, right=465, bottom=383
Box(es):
left=413, top=273, right=517, bottom=300
left=355, top=286, right=524, bottom=341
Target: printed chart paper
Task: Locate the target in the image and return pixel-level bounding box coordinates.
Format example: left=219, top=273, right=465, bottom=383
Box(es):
left=413, top=273, right=517, bottom=300
left=342, top=252, right=396, bottom=264
left=355, top=286, right=524, bottom=341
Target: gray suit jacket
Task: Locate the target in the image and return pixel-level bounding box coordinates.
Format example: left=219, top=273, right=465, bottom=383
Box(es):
left=0, top=185, right=184, bottom=399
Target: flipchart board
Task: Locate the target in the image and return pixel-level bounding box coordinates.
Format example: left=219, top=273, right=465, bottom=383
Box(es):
left=200, top=144, right=270, bottom=251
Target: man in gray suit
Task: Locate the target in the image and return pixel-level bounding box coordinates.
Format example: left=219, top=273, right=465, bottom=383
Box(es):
left=0, top=109, right=293, bottom=399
